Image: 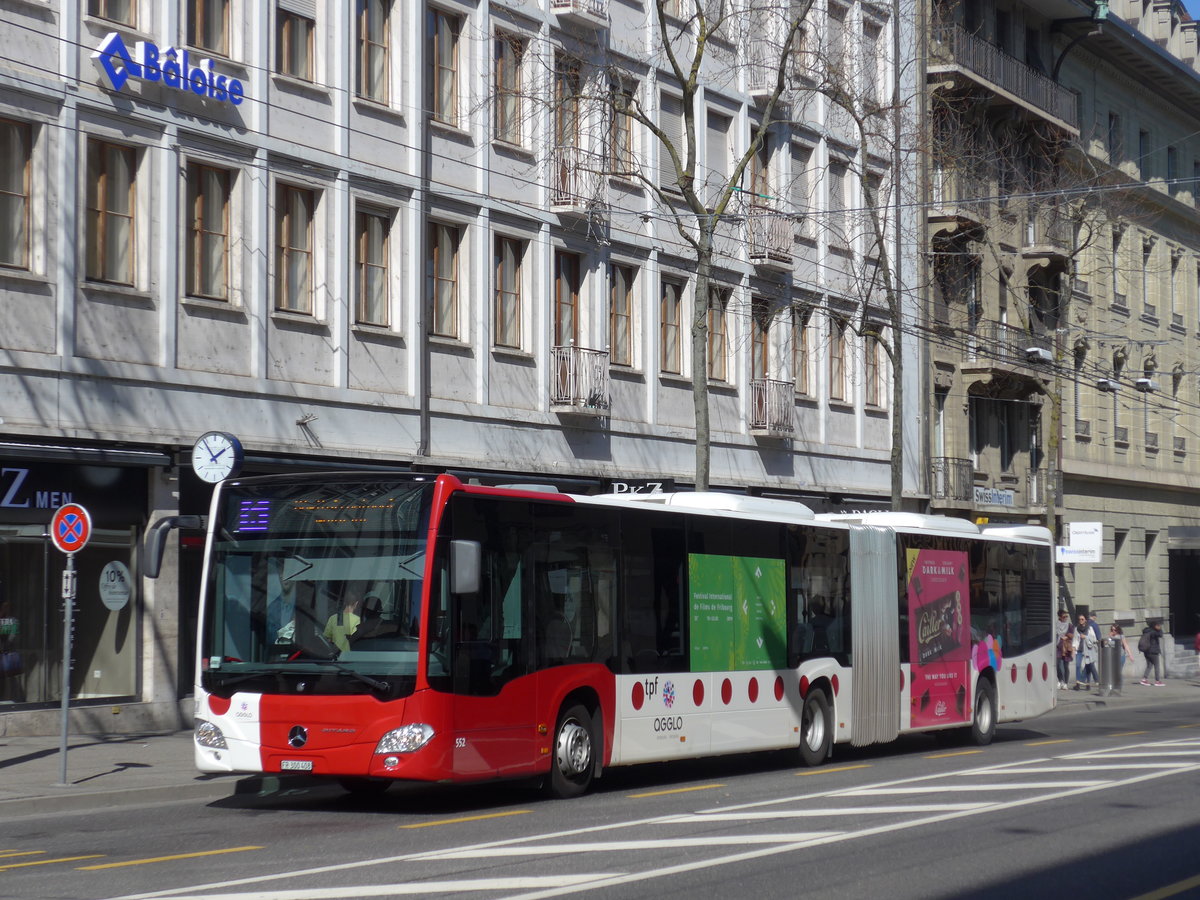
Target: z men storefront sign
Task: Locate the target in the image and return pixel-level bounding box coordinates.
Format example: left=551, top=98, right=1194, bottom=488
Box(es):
left=92, top=32, right=246, bottom=105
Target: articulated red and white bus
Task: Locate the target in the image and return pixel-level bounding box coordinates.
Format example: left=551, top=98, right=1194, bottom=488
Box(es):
left=192, top=472, right=1056, bottom=797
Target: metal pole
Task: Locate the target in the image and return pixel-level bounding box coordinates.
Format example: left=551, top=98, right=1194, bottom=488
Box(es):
left=57, top=552, right=77, bottom=786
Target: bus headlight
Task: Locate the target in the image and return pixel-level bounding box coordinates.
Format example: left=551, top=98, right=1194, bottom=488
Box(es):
left=195, top=719, right=228, bottom=749
left=375, top=723, right=435, bottom=754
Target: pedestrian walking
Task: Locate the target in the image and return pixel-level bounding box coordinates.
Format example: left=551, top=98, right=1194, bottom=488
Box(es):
left=1138, top=621, right=1165, bottom=686
left=1055, top=610, right=1073, bottom=689
left=1074, top=619, right=1099, bottom=690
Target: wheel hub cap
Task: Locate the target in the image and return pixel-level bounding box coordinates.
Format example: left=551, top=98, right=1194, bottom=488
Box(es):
left=556, top=721, right=591, bottom=776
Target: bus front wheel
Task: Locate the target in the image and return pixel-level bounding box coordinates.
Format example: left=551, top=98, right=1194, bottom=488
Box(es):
left=547, top=703, right=595, bottom=799
left=969, top=680, right=997, bottom=746
left=799, top=690, right=831, bottom=766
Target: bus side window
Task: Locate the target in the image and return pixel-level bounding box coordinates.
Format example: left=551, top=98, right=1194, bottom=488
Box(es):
left=619, top=511, right=687, bottom=674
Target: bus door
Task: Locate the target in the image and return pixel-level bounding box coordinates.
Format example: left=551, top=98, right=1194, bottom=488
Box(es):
left=442, top=498, right=538, bottom=779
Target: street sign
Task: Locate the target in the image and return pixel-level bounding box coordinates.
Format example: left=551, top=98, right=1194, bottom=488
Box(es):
left=50, top=503, right=92, bottom=554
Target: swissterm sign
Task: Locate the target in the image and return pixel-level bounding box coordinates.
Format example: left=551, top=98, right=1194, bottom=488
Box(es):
left=92, top=32, right=246, bottom=106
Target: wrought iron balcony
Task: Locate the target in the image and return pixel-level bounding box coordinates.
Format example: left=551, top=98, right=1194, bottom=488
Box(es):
left=550, top=344, right=610, bottom=415
left=746, top=204, right=793, bottom=269
left=930, top=457, right=974, bottom=503
left=748, top=378, right=795, bottom=436
left=1027, top=468, right=1061, bottom=508
left=1020, top=205, right=1072, bottom=261
left=966, top=319, right=1053, bottom=372
left=550, top=0, right=607, bottom=28
left=550, top=145, right=607, bottom=214
left=929, top=166, right=990, bottom=229
left=929, top=23, right=1078, bottom=129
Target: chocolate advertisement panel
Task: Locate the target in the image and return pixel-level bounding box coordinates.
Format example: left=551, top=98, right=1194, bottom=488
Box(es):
left=907, top=548, right=971, bottom=728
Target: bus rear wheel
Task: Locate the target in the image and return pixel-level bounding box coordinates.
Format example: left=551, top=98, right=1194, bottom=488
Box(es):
left=969, top=679, right=997, bottom=746
left=547, top=703, right=595, bottom=799
left=799, top=690, right=831, bottom=766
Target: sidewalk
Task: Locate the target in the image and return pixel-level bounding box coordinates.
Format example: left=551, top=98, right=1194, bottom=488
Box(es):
left=1, top=677, right=1197, bottom=816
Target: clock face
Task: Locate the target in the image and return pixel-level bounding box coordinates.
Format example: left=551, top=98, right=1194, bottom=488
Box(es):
left=191, top=432, right=244, bottom=483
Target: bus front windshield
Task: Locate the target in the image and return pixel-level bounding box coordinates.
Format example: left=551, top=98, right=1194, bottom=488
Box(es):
left=200, top=478, right=434, bottom=697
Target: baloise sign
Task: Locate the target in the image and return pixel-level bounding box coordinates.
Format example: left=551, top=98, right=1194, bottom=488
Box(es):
left=92, top=32, right=246, bottom=105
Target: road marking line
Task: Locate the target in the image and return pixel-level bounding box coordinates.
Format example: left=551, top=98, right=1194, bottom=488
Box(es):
left=78, top=847, right=263, bottom=870
left=0, top=850, right=42, bottom=859
left=1110, top=731, right=1148, bottom=736
left=796, top=764, right=872, bottom=776
left=417, top=834, right=843, bottom=858
left=926, top=750, right=984, bottom=759
left=1129, top=872, right=1200, bottom=900
left=841, top=782, right=1105, bottom=794
left=1026, top=739, right=1072, bottom=746
left=138, top=876, right=622, bottom=898
left=0, top=854, right=104, bottom=871
left=628, top=784, right=724, bottom=798
left=982, top=764, right=1190, bottom=773
left=660, top=803, right=989, bottom=821
left=400, top=810, right=531, bottom=830
left=1176, top=723, right=1200, bottom=728
left=1073, top=751, right=1200, bottom=758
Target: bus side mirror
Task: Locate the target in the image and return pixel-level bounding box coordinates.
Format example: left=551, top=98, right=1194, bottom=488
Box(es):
left=450, top=540, right=481, bottom=595
left=143, top=515, right=206, bottom=579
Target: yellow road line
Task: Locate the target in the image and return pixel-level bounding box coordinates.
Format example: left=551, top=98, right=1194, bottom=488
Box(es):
left=1110, top=731, right=1147, bottom=737
left=628, top=783, right=725, bottom=798
left=400, top=810, right=532, bottom=829
left=1177, top=723, right=1200, bottom=729
left=0, top=855, right=103, bottom=871
left=926, top=750, right=984, bottom=759
left=796, top=764, right=872, bottom=776
left=77, top=846, right=263, bottom=870
left=1026, top=739, right=1072, bottom=746
left=1128, top=872, right=1200, bottom=900
left=0, top=851, right=42, bottom=860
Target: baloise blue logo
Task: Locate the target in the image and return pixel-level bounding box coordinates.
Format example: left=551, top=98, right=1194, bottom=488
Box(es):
left=92, top=32, right=245, bottom=106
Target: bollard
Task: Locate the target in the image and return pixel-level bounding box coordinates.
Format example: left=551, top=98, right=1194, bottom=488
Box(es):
left=1098, top=641, right=1122, bottom=696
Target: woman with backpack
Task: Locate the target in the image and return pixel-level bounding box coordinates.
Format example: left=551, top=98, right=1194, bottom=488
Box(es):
left=1138, top=621, right=1165, bottom=686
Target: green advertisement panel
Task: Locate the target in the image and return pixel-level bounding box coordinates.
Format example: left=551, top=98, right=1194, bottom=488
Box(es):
left=689, top=554, right=786, bottom=671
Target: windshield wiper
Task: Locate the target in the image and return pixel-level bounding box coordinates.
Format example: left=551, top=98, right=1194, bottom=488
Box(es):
left=307, top=660, right=390, bottom=692
left=212, top=665, right=293, bottom=690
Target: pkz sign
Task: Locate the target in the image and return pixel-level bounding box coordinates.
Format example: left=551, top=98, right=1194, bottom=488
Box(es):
left=92, top=32, right=246, bottom=105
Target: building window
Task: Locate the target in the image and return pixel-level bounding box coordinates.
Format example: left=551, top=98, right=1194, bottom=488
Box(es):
left=708, top=287, right=728, bottom=382
left=188, top=0, right=229, bottom=56
left=828, top=163, right=847, bottom=245
left=1138, top=129, right=1151, bottom=176
left=792, top=305, right=810, bottom=395
left=186, top=162, right=231, bottom=300
left=791, top=143, right=811, bottom=236
left=828, top=315, right=847, bottom=401
left=610, top=263, right=634, bottom=366
left=1167, top=145, right=1178, bottom=190
left=89, top=0, right=135, bottom=26
left=0, top=119, right=31, bottom=270
left=555, top=55, right=582, bottom=149
left=609, top=83, right=635, bottom=177
left=554, top=251, right=581, bottom=347
left=429, top=221, right=460, bottom=338
left=661, top=278, right=682, bottom=374
left=494, top=32, right=524, bottom=145
left=429, top=8, right=460, bottom=126
left=357, top=0, right=389, bottom=102
left=659, top=92, right=683, bottom=188
left=355, top=209, right=389, bottom=326
left=277, top=6, right=314, bottom=81
left=494, top=235, right=523, bottom=349
left=86, top=139, right=136, bottom=285
left=865, top=333, right=882, bottom=407
left=275, top=184, right=314, bottom=314
left=751, top=298, right=770, bottom=380
left=1107, top=112, right=1122, bottom=161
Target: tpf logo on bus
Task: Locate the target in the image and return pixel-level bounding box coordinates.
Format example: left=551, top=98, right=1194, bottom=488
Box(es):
left=92, top=32, right=246, bottom=105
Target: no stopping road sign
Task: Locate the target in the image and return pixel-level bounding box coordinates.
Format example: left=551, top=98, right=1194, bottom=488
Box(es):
left=50, top=504, right=92, bottom=554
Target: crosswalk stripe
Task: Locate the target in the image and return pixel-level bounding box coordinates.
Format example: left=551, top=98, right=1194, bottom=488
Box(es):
left=979, top=764, right=1190, bottom=774
left=127, top=876, right=622, bottom=899
left=841, top=782, right=1105, bottom=794
left=415, top=835, right=842, bottom=858
left=661, top=803, right=988, bottom=821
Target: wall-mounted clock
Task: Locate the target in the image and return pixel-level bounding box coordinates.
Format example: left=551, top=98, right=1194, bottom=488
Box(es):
left=191, top=431, right=245, bottom=483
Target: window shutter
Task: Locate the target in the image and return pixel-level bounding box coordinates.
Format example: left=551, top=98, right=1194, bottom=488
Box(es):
left=278, top=0, right=317, bottom=20
left=659, top=93, right=683, bottom=188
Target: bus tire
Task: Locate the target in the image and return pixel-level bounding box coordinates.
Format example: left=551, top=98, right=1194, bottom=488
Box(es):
left=799, top=689, right=831, bottom=767
left=547, top=703, right=595, bottom=799
left=969, top=679, right=997, bottom=746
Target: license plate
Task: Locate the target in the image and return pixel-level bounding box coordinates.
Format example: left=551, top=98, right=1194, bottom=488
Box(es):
left=280, top=759, right=313, bottom=771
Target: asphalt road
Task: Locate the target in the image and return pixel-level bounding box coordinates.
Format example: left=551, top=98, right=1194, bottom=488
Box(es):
left=3, top=702, right=1199, bottom=900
